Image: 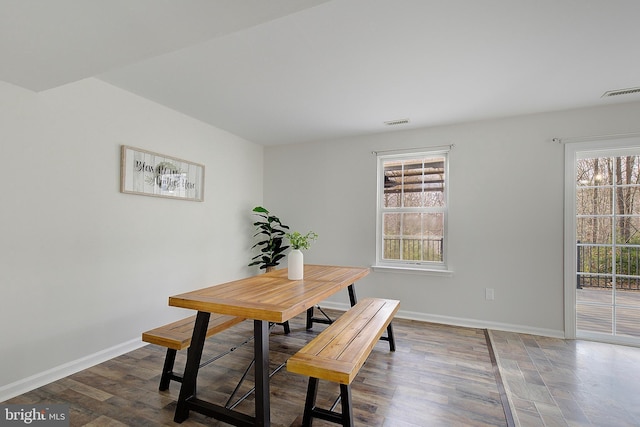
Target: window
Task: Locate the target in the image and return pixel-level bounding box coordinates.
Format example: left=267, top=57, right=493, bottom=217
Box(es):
left=375, top=150, right=449, bottom=272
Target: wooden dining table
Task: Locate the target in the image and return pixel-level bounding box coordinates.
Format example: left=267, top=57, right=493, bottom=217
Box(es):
left=168, top=264, right=370, bottom=427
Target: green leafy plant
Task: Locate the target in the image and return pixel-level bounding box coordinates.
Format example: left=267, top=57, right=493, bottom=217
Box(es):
left=286, top=231, right=318, bottom=250
left=249, top=206, right=290, bottom=271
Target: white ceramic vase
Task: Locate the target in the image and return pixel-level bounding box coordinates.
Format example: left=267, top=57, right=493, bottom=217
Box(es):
left=288, top=249, right=304, bottom=280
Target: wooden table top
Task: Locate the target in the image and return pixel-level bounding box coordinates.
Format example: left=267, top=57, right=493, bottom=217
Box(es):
left=168, top=265, right=370, bottom=323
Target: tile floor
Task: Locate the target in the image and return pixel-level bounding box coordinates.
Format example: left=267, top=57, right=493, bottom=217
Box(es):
left=489, top=330, right=640, bottom=426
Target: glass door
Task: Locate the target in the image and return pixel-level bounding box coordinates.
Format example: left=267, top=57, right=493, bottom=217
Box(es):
left=575, top=151, right=640, bottom=343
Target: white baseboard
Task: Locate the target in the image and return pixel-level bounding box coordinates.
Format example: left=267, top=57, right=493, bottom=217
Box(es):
left=0, top=338, right=146, bottom=403
left=318, top=301, right=565, bottom=339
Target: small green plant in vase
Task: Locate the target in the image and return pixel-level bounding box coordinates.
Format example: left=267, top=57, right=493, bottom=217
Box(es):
left=285, top=231, right=318, bottom=280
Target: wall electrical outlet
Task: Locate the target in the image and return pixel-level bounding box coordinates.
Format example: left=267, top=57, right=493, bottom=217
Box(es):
left=485, top=288, right=495, bottom=300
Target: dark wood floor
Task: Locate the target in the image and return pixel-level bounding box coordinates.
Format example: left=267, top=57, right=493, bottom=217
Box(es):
left=5, top=311, right=506, bottom=426
left=6, top=309, right=639, bottom=426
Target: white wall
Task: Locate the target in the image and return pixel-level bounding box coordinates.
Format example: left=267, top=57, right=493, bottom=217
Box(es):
left=4, top=76, right=640, bottom=399
left=264, top=101, right=640, bottom=337
left=0, top=79, right=263, bottom=396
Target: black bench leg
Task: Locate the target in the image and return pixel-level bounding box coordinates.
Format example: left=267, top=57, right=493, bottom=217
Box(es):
left=159, top=348, right=177, bottom=391
left=302, top=377, right=319, bottom=426
left=387, top=322, right=396, bottom=352
left=340, top=384, right=354, bottom=427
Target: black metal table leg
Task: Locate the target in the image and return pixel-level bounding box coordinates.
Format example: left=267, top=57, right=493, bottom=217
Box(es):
left=174, top=311, right=210, bottom=423
left=347, top=284, right=357, bottom=306
left=306, top=307, right=314, bottom=330
left=307, top=283, right=359, bottom=330
left=254, top=319, right=270, bottom=426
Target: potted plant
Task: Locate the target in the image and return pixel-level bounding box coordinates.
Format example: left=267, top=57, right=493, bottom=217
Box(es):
left=249, top=206, right=290, bottom=272
left=285, top=231, right=318, bottom=280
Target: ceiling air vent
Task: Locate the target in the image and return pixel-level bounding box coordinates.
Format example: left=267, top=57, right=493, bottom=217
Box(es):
left=384, top=118, right=410, bottom=126
left=601, top=87, right=640, bottom=98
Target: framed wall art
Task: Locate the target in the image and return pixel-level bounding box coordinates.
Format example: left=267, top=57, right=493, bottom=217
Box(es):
left=120, top=145, right=205, bottom=201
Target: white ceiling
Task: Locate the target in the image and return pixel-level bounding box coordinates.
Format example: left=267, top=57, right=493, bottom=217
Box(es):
left=3, top=0, right=640, bottom=145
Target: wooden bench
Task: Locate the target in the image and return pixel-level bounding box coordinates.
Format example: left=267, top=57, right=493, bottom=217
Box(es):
left=287, top=298, right=400, bottom=426
left=142, top=313, right=245, bottom=390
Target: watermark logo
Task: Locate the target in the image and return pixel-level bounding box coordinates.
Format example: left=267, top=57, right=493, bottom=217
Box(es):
left=1, top=405, right=68, bottom=426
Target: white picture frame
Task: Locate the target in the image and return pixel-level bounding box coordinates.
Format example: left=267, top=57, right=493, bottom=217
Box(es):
left=120, top=145, right=205, bottom=202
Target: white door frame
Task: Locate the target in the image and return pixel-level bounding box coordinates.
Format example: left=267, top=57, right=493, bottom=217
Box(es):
left=564, top=137, right=640, bottom=341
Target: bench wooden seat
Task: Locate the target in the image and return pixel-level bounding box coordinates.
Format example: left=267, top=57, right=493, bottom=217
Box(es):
left=142, top=313, right=245, bottom=390
left=287, top=298, right=399, bottom=426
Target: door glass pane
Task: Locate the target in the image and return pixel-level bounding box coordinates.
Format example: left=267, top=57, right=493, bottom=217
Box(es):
left=577, top=275, right=612, bottom=303
left=616, top=306, right=640, bottom=337
left=576, top=217, right=611, bottom=244
left=576, top=188, right=612, bottom=215
left=615, top=216, right=640, bottom=244
left=576, top=157, right=609, bottom=186
left=577, top=303, right=612, bottom=334
left=617, top=284, right=640, bottom=302
left=616, top=246, right=640, bottom=277
left=576, top=153, right=640, bottom=342
left=577, top=246, right=612, bottom=275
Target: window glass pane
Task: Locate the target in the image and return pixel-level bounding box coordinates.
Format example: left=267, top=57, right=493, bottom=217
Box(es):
left=422, top=213, right=444, bottom=262
left=425, top=185, right=445, bottom=207
left=383, top=213, right=401, bottom=260
left=403, top=189, right=424, bottom=207
left=576, top=217, right=611, bottom=244
left=422, top=157, right=446, bottom=207
left=400, top=213, right=421, bottom=261
left=383, top=160, right=403, bottom=208
left=383, top=157, right=445, bottom=208
left=402, top=161, right=425, bottom=208
left=401, top=212, right=420, bottom=236
left=383, top=188, right=401, bottom=208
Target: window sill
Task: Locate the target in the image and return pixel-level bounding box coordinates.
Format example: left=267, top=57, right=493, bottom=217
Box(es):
left=371, top=265, right=454, bottom=277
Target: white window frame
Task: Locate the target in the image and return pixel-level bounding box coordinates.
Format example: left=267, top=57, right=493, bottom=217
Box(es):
left=374, top=149, right=451, bottom=275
